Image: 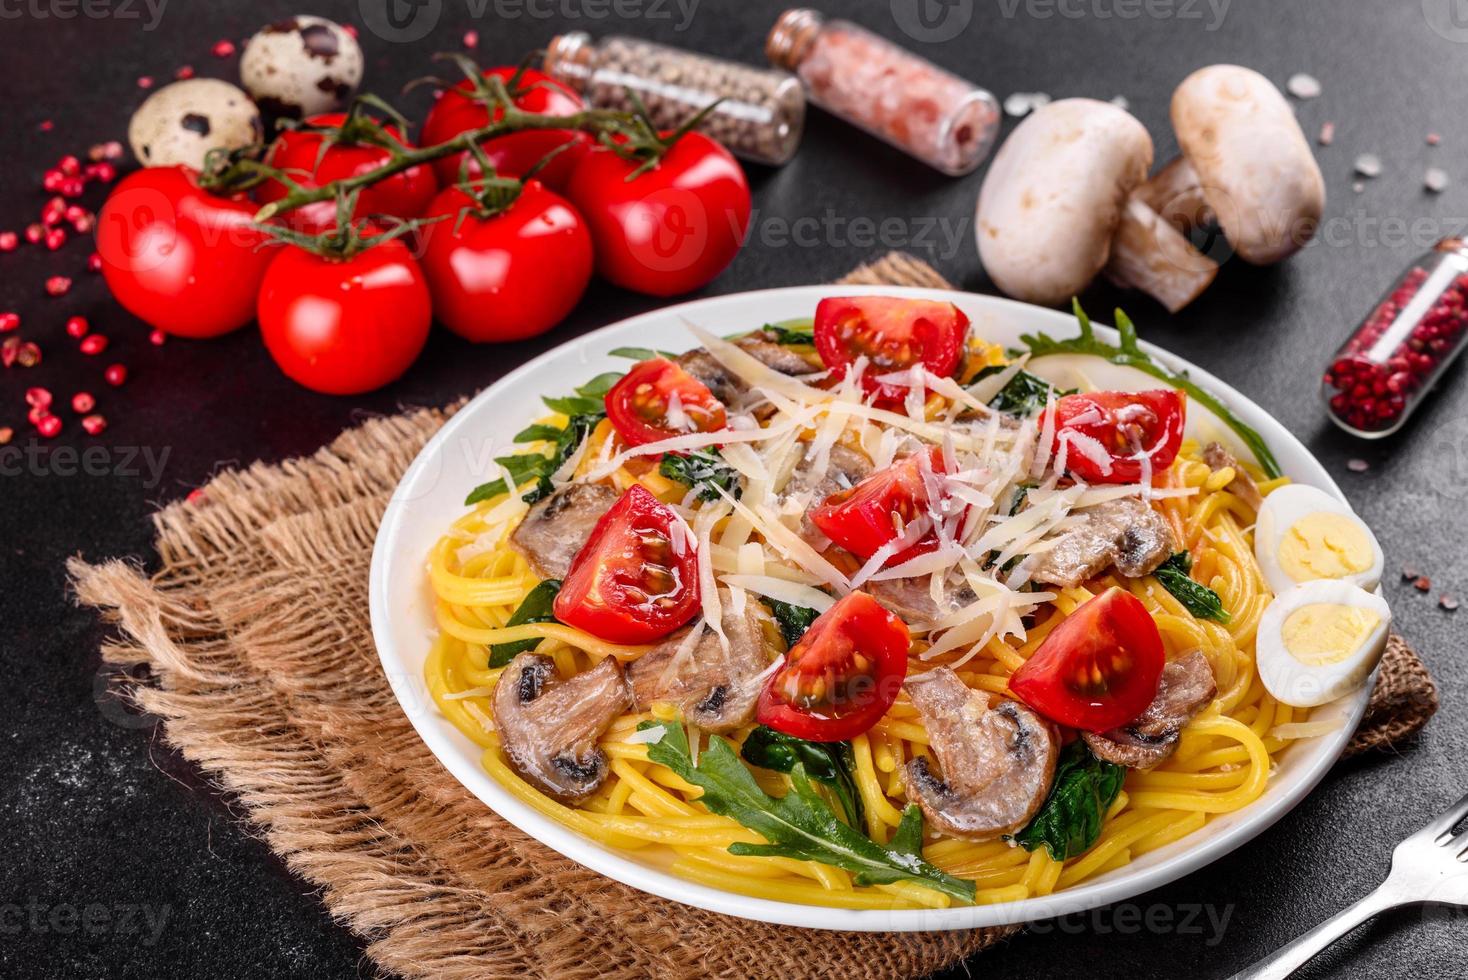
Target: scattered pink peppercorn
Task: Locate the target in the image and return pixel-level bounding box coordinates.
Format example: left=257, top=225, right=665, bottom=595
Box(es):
left=87, top=252, right=103, bottom=273
left=41, top=197, right=66, bottom=226
left=186, top=487, right=206, bottom=504
left=65, top=316, right=89, bottom=339
left=0, top=426, right=12, bottom=445
left=38, top=119, right=53, bottom=132
left=86, top=162, right=117, bottom=183
left=212, top=39, right=236, bottom=57
left=45, top=275, right=72, bottom=297
left=71, top=391, right=95, bottom=413
left=0, top=231, right=16, bottom=252
left=1413, top=575, right=1432, bottom=592
left=27, top=405, right=49, bottom=426
left=1402, top=563, right=1422, bottom=581
left=57, top=154, right=80, bottom=176
left=0, top=312, right=19, bottom=333
left=25, top=223, right=45, bottom=244
left=174, top=64, right=195, bottom=80
left=0, top=337, right=18, bottom=368
left=79, top=334, right=108, bottom=355
left=16, top=341, right=41, bottom=367
left=463, top=29, right=479, bottom=48
left=60, top=177, right=84, bottom=198
left=25, top=386, right=52, bottom=409
left=44, top=227, right=67, bottom=251
left=137, top=75, right=154, bottom=89
left=80, top=414, right=106, bottom=436
left=103, top=363, right=127, bottom=386
left=1442, top=595, right=1460, bottom=611
left=148, top=329, right=166, bottom=346
left=37, top=414, right=62, bottom=439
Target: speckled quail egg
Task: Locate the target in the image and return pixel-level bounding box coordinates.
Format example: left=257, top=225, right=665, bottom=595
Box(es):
left=1254, top=484, right=1384, bottom=596
left=1256, top=579, right=1390, bottom=707
left=240, top=15, right=363, bottom=119
left=128, top=78, right=262, bottom=170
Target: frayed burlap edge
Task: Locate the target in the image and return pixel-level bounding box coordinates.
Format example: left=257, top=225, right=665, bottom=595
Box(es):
left=67, top=252, right=1434, bottom=980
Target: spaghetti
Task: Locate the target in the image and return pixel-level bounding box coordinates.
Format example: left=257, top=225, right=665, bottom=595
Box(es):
left=422, top=327, right=1310, bottom=911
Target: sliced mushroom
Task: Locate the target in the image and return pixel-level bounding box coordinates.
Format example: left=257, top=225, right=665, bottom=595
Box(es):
left=785, top=443, right=873, bottom=547
left=901, top=667, right=1059, bottom=840
left=976, top=98, right=1217, bottom=313
left=1140, top=65, right=1325, bottom=266
left=627, top=590, right=774, bottom=732
left=492, top=653, right=630, bottom=803
left=508, top=482, right=619, bottom=580
left=866, top=575, right=976, bottom=630
left=675, top=330, right=820, bottom=412
left=1027, top=496, right=1176, bottom=589
left=1202, top=441, right=1263, bottom=511
left=1082, top=649, right=1217, bottom=769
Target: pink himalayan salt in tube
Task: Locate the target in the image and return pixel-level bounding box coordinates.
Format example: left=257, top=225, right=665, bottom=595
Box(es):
left=767, top=8, right=998, bottom=176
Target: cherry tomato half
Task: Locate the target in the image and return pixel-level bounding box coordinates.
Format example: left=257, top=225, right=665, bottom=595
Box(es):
left=1007, top=587, right=1165, bottom=731
left=257, top=237, right=431, bottom=395
left=565, top=132, right=750, bottom=297
left=605, top=358, right=727, bottom=448
left=1046, top=389, right=1185, bottom=484
left=553, top=485, right=702, bottom=644
left=256, top=114, right=439, bottom=233
left=756, top=592, right=910, bottom=742
left=813, top=296, right=969, bottom=403
left=419, top=180, right=592, bottom=343
left=419, top=67, right=588, bottom=191
left=96, top=166, right=274, bottom=338
left=810, top=447, right=947, bottom=564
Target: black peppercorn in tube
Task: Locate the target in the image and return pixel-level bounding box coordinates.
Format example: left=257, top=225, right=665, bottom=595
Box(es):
left=544, top=32, right=806, bottom=166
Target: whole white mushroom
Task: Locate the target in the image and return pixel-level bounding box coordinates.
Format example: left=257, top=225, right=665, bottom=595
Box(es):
left=976, top=98, right=1217, bottom=312
left=127, top=78, right=262, bottom=170
left=240, top=15, right=363, bottom=119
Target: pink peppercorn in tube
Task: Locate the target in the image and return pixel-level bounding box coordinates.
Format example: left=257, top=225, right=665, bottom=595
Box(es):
left=1323, top=238, right=1468, bottom=437
left=766, top=8, right=999, bottom=176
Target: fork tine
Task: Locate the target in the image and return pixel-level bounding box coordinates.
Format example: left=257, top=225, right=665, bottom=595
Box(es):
left=1420, top=789, right=1468, bottom=845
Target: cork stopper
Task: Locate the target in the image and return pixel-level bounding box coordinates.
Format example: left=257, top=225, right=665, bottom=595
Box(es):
left=766, top=8, right=824, bottom=71
left=543, top=31, right=595, bottom=92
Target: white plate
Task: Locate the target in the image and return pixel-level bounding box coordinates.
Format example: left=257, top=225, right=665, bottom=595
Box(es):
left=369, top=285, right=1372, bottom=932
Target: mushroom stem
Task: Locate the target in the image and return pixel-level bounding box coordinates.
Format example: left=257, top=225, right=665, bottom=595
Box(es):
left=1105, top=197, right=1219, bottom=313
left=1134, top=156, right=1215, bottom=233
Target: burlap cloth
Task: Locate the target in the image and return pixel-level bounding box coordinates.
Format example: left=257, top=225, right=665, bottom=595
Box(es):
left=69, top=253, right=1438, bottom=980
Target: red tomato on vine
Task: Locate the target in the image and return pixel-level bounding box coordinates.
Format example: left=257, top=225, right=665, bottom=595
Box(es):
left=419, top=67, right=588, bottom=190
left=419, top=179, right=593, bottom=343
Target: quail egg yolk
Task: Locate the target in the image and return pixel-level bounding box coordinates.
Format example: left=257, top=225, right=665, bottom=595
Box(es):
left=1281, top=603, right=1381, bottom=666
left=1277, top=513, right=1373, bottom=583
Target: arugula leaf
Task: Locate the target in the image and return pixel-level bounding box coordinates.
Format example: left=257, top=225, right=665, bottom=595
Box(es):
left=541, top=393, right=606, bottom=417
left=766, top=599, right=820, bottom=648
left=1012, top=740, right=1125, bottom=861
left=971, top=364, right=1073, bottom=417
left=658, top=448, right=741, bottom=502
left=464, top=453, right=556, bottom=505
left=1015, top=300, right=1283, bottom=479
left=642, top=720, right=975, bottom=903
left=1154, top=551, right=1232, bottom=624
left=740, top=726, right=865, bottom=829
left=609, top=346, right=676, bottom=361
left=488, top=579, right=562, bottom=666
left=575, top=372, right=624, bottom=398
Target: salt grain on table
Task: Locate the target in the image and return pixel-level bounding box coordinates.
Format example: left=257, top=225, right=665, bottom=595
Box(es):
left=1347, top=458, right=1370, bottom=472
left=1354, top=153, right=1383, bottom=178
left=1442, top=595, right=1460, bottom=611
left=1287, top=72, right=1322, bottom=99
left=1353, top=181, right=1366, bottom=193
left=1424, top=167, right=1449, bottom=193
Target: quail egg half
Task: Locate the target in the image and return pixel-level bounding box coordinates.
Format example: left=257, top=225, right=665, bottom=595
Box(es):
left=240, top=15, right=363, bottom=119
left=1256, top=579, right=1390, bottom=707
left=128, top=78, right=262, bottom=170
left=1254, top=483, right=1383, bottom=596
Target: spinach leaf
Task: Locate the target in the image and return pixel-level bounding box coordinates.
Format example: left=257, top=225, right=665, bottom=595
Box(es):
left=1016, top=301, right=1282, bottom=479
left=762, top=322, right=815, bottom=346
left=464, top=372, right=616, bottom=506
left=659, top=448, right=741, bottom=502
left=1012, top=740, right=1126, bottom=861
left=971, top=364, right=1073, bottom=417
left=488, top=579, right=562, bottom=667
left=740, top=726, right=865, bottom=829
left=609, top=346, right=677, bottom=361
left=766, top=599, right=820, bottom=648
left=1154, top=551, right=1232, bottom=624
left=642, top=720, right=974, bottom=903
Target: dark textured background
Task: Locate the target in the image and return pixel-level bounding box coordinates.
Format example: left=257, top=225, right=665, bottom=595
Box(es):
left=1, top=0, right=1465, bottom=977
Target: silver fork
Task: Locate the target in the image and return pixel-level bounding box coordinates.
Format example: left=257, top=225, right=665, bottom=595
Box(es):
left=1229, top=789, right=1468, bottom=979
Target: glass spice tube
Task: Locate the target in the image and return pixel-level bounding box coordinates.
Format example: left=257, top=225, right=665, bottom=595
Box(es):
left=766, top=8, right=999, bottom=176
left=1322, top=238, right=1468, bottom=437
left=543, top=31, right=806, bottom=166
